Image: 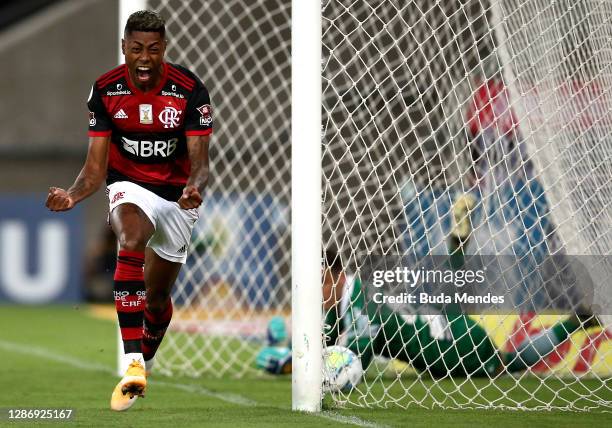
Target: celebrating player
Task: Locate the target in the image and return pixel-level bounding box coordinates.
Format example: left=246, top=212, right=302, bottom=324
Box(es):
left=45, top=11, right=213, bottom=411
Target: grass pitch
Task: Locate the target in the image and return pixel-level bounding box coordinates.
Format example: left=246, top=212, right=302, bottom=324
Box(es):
left=0, top=306, right=610, bottom=427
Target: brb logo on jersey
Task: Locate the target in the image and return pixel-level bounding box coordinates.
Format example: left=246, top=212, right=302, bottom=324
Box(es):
left=122, top=137, right=178, bottom=158
left=159, top=106, right=182, bottom=128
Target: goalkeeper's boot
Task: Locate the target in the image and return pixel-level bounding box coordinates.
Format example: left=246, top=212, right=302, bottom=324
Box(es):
left=110, top=359, right=147, bottom=411
left=452, top=193, right=476, bottom=241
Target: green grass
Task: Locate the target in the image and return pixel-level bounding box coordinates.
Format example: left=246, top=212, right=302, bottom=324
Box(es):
left=0, top=306, right=610, bottom=427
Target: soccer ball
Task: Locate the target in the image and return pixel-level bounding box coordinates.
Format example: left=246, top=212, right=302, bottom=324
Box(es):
left=322, top=346, right=363, bottom=393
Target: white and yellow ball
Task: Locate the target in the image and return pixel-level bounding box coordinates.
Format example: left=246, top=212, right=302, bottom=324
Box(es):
left=322, top=346, right=363, bottom=393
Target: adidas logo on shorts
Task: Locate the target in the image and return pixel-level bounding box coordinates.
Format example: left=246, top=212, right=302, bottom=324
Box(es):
left=114, top=109, right=128, bottom=119
left=177, top=245, right=187, bottom=254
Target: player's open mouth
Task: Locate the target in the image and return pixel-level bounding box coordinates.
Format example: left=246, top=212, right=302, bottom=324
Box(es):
left=135, top=66, right=152, bottom=83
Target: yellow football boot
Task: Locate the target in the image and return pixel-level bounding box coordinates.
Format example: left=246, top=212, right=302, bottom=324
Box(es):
left=110, top=360, right=147, bottom=411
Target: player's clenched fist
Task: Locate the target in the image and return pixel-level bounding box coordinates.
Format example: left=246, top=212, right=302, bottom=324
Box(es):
left=46, top=187, right=75, bottom=211
left=178, top=185, right=203, bottom=209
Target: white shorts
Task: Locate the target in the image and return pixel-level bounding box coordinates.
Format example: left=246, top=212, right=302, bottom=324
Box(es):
left=107, top=181, right=199, bottom=264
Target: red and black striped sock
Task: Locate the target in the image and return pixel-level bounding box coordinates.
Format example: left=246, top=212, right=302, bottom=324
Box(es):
left=113, top=250, right=146, bottom=354
left=142, top=300, right=173, bottom=362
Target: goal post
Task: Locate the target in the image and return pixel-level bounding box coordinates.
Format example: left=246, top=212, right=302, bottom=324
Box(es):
left=291, top=0, right=323, bottom=413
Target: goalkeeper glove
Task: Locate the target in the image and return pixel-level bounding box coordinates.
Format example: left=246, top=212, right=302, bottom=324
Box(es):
left=266, top=316, right=288, bottom=346
left=256, top=346, right=292, bottom=374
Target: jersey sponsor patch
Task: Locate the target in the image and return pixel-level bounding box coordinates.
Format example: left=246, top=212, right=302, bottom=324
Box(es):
left=196, top=104, right=213, bottom=126
left=107, top=90, right=131, bottom=96
left=139, top=104, right=153, bottom=124
left=161, top=84, right=185, bottom=99
left=113, top=109, right=128, bottom=119
left=121, top=136, right=178, bottom=159
left=106, top=83, right=131, bottom=97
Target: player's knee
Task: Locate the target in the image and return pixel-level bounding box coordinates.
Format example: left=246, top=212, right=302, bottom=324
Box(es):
left=146, top=292, right=171, bottom=314
left=117, top=235, right=147, bottom=252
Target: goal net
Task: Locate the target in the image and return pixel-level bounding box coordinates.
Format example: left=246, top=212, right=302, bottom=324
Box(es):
left=146, top=0, right=611, bottom=410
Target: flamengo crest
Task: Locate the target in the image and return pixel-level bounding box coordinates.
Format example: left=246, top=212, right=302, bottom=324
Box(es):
left=159, top=106, right=182, bottom=128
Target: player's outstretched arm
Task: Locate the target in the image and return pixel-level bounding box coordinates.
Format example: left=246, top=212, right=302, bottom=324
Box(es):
left=46, top=136, right=110, bottom=212
left=179, top=135, right=210, bottom=209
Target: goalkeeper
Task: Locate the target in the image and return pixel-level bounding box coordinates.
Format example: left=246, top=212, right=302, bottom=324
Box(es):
left=257, top=201, right=598, bottom=377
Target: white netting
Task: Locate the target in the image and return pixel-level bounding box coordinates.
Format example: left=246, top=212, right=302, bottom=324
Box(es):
left=149, top=0, right=292, bottom=377
left=494, top=0, right=612, bottom=314
left=321, top=0, right=612, bottom=410
left=148, top=0, right=611, bottom=410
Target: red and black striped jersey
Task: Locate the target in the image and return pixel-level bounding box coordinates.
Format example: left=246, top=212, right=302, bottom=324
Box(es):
left=87, top=62, right=213, bottom=200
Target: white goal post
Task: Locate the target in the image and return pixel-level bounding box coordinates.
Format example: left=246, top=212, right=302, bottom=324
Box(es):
left=117, top=0, right=612, bottom=412
left=290, top=0, right=323, bottom=413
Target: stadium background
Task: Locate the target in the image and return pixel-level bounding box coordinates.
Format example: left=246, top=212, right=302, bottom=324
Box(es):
left=0, top=0, right=611, bottom=425
left=0, top=0, right=118, bottom=304
left=2, top=0, right=609, bottom=372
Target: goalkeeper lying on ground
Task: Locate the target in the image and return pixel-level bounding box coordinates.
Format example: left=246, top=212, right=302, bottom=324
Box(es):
left=256, top=195, right=599, bottom=377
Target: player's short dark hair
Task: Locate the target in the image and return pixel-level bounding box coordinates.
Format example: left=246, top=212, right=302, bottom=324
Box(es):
left=124, top=10, right=165, bottom=38
left=325, top=249, right=343, bottom=274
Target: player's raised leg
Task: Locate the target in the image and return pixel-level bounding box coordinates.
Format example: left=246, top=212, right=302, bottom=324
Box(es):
left=503, top=311, right=600, bottom=373
left=141, top=249, right=182, bottom=374
left=110, top=203, right=154, bottom=411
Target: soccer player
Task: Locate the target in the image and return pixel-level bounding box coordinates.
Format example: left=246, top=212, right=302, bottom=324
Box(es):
left=257, top=246, right=598, bottom=378
left=45, top=11, right=213, bottom=411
